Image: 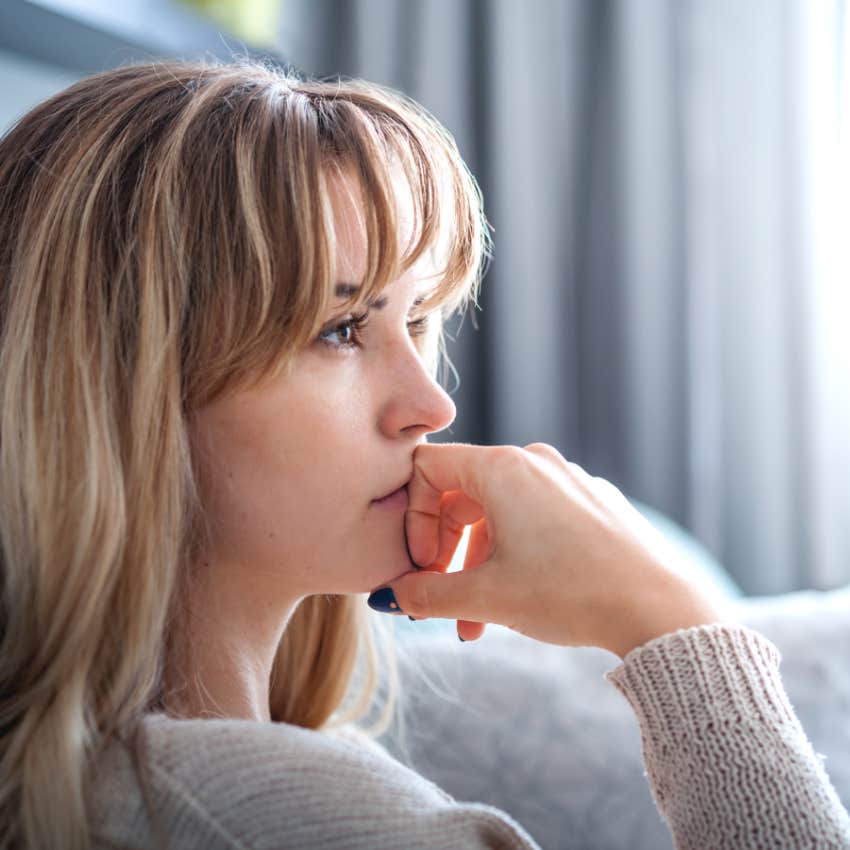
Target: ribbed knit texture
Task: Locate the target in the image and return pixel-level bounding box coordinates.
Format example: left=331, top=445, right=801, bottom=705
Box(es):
left=88, top=623, right=850, bottom=849
left=605, top=623, right=850, bottom=848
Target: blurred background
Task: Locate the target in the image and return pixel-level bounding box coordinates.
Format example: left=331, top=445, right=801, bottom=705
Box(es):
left=1, top=0, right=847, bottom=599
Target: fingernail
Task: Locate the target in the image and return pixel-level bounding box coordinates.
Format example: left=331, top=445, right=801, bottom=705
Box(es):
left=458, top=635, right=466, bottom=642
left=408, top=615, right=416, bottom=621
left=367, top=587, right=403, bottom=614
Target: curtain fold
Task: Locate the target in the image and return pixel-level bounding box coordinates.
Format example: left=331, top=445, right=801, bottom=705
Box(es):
left=280, top=0, right=850, bottom=595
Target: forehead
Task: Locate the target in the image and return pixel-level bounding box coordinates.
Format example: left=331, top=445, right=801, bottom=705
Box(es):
left=324, top=164, right=439, bottom=291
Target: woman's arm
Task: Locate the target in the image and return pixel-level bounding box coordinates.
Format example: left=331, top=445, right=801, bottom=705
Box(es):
left=606, top=622, right=850, bottom=849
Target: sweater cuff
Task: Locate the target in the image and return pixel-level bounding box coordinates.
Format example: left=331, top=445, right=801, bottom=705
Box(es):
left=603, top=622, right=798, bottom=746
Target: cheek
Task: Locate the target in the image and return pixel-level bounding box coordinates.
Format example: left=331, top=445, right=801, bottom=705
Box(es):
left=196, top=432, right=415, bottom=593
left=197, top=407, right=368, bottom=566
left=188, top=366, right=415, bottom=591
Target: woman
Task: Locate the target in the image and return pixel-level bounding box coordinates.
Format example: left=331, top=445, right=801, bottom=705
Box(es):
left=0, top=57, right=847, bottom=850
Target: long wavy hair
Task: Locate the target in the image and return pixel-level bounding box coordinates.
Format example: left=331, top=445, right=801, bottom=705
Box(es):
left=0, top=57, right=489, bottom=850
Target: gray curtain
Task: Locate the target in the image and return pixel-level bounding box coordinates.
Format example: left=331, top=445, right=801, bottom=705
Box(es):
left=279, top=0, right=850, bottom=597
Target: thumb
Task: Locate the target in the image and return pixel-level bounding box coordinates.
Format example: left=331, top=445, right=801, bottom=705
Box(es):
left=367, top=564, right=495, bottom=622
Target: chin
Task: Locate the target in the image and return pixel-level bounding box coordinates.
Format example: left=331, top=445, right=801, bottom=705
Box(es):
left=361, top=548, right=417, bottom=591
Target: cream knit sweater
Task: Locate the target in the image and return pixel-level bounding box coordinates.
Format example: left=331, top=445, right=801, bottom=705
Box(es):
left=88, top=623, right=850, bottom=849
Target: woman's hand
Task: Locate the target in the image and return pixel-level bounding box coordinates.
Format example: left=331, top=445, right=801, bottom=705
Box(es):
left=368, top=442, right=730, bottom=659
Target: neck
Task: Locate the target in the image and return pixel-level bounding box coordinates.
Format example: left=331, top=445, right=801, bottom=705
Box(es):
left=159, top=564, right=297, bottom=723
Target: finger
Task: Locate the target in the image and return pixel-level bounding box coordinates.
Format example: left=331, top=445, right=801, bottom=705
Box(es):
left=457, top=518, right=490, bottom=642
left=425, top=493, right=486, bottom=637
left=405, top=442, right=501, bottom=566
left=431, top=489, right=485, bottom=570
left=390, top=562, right=496, bottom=623
left=463, top=515, right=491, bottom=569
left=405, top=491, right=486, bottom=624
left=458, top=621, right=487, bottom=641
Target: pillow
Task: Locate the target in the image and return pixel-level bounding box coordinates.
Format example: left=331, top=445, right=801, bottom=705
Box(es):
left=376, top=585, right=850, bottom=850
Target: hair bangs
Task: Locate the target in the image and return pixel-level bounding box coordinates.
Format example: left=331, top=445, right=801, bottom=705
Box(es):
left=233, top=79, right=489, bottom=394
left=312, top=85, right=488, bottom=323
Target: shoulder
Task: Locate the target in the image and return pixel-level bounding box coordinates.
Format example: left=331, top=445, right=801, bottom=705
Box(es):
left=91, top=714, right=540, bottom=849
left=141, top=713, right=430, bottom=790
left=320, top=720, right=397, bottom=760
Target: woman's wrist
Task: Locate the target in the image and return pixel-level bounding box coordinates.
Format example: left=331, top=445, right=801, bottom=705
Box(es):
left=607, top=574, right=728, bottom=660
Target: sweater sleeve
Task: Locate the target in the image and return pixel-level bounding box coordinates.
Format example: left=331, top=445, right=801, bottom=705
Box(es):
left=604, top=622, right=850, bottom=849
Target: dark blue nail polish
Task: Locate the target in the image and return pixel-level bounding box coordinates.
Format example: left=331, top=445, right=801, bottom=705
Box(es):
left=408, top=615, right=416, bottom=621
left=459, top=635, right=466, bottom=642
left=367, top=586, right=403, bottom=614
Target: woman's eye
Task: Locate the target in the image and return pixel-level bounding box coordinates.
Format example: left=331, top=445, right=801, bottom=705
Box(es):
left=407, top=315, right=430, bottom=336
left=318, top=313, right=370, bottom=350
left=316, top=311, right=432, bottom=352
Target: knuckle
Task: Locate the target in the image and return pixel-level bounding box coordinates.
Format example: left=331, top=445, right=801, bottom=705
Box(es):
left=492, top=444, right=525, bottom=468
left=523, top=441, right=558, bottom=458
left=526, top=443, right=568, bottom=472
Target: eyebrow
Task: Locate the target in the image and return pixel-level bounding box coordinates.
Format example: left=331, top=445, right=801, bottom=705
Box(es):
left=334, top=282, right=426, bottom=309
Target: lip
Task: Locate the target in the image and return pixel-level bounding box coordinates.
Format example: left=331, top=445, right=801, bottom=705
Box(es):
left=371, top=484, right=409, bottom=510
left=373, top=474, right=412, bottom=503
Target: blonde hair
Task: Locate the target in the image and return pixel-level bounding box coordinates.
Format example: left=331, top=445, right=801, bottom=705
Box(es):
left=0, top=57, right=490, bottom=850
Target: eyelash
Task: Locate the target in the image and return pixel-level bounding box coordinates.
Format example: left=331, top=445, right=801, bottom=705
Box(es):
left=318, top=311, right=431, bottom=352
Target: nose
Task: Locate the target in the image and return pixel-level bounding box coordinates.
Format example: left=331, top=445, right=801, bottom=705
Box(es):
left=377, top=336, right=457, bottom=439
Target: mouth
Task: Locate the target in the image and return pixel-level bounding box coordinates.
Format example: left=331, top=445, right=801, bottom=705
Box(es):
left=371, top=481, right=410, bottom=509
left=373, top=475, right=412, bottom=503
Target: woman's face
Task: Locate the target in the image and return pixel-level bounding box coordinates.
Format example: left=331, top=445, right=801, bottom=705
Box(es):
left=187, top=172, right=457, bottom=601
